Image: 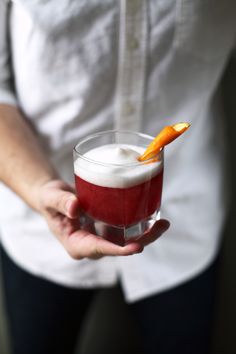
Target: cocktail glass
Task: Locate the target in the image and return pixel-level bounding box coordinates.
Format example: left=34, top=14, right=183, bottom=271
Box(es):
left=73, top=130, right=164, bottom=246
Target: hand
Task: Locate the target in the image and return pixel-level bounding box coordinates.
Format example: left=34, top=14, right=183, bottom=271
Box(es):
left=37, top=179, right=170, bottom=260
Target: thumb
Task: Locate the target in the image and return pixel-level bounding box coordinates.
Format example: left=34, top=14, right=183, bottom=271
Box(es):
left=42, top=187, right=79, bottom=218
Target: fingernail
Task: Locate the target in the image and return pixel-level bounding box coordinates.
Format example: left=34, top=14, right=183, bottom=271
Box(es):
left=132, top=245, right=144, bottom=255
left=65, top=198, right=75, bottom=213
left=158, top=219, right=170, bottom=232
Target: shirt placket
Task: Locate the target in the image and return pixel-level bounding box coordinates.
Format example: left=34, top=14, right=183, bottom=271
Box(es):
left=115, top=0, right=148, bottom=131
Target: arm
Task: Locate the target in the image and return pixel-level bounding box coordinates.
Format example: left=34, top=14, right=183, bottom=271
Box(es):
left=0, top=104, right=57, bottom=209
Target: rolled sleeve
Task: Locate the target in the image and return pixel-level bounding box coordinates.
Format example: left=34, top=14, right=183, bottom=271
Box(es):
left=0, top=0, right=18, bottom=107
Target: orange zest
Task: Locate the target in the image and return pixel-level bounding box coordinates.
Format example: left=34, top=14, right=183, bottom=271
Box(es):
left=138, top=122, right=190, bottom=161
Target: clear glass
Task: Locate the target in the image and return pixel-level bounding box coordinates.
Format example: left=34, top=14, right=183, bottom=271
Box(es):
left=73, top=130, right=164, bottom=246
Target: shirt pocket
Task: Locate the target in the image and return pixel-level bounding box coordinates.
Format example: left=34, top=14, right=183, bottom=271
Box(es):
left=174, top=0, right=236, bottom=62
left=11, top=0, right=118, bottom=73
left=11, top=0, right=117, bottom=43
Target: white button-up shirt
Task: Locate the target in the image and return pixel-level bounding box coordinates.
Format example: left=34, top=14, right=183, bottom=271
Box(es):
left=0, top=0, right=236, bottom=302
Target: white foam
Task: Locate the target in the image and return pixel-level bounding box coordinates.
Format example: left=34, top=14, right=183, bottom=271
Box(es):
left=74, top=144, right=162, bottom=188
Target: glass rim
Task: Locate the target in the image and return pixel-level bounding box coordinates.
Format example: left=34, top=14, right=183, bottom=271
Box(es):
left=73, top=130, right=163, bottom=168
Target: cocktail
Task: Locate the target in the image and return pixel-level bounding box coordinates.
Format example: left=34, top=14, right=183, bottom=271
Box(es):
left=73, top=131, right=164, bottom=246
left=73, top=124, right=190, bottom=246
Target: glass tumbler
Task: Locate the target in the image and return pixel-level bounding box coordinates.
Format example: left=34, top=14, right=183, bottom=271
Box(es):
left=73, top=130, right=164, bottom=246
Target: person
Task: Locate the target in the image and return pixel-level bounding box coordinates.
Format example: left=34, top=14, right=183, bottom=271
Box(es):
left=0, top=1, right=235, bottom=354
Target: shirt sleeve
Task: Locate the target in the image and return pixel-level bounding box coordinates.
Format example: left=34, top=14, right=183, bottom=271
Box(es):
left=0, top=0, right=18, bottom=106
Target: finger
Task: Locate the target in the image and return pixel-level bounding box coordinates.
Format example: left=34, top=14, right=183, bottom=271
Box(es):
left=66, top=197, right=80, bottom=219
left=65, top=230, right=144, bottom=259
left=43, top=188, right=79, bottom=218
left=137, top=219, right=170, bottom=247
left=47, top=213, right=81, bottom=239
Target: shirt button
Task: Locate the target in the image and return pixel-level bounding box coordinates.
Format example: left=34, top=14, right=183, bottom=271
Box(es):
left=128, top=37, right=139, bottom=51
left=123, top=102, right=135, bottom=116
left=128, top=0, right=139, bottom=14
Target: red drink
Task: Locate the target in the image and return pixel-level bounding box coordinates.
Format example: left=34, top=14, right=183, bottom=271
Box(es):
left=75, top=169, right=163, bottom=227
left=73, top=131, right=164, bottom=245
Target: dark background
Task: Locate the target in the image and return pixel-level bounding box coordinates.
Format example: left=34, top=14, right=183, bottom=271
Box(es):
left=0, top=54, right=235, bottom=354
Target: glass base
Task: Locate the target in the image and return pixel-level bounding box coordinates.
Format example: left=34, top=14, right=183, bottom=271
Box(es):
left=79, top=210, right=160, bottom=246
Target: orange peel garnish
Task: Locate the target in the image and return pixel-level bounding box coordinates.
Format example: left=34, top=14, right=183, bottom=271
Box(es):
left=138, top=122, right=190, bottom=161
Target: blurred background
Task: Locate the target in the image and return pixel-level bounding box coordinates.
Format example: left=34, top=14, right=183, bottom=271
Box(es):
left=0, top=54, right=235, bottom=354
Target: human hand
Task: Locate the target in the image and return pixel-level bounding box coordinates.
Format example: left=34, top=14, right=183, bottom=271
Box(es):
left=37, top=180, right=170, bottom=260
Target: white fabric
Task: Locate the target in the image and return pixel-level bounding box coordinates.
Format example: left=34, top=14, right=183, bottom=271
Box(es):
left=115, top=0, right=148, bottom=131
left=0, top=0, right=236, bottom=302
